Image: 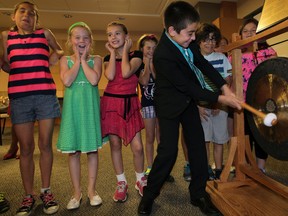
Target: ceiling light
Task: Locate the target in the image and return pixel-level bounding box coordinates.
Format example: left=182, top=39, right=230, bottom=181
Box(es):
left=116, top=16, right=125, bottom=21
left=63, top=14, right=72, bottom=18
left=2, top=12, right=12, bottom=16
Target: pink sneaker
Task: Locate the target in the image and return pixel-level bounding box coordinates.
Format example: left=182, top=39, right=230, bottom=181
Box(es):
left=135, top=176, right=147, bottom=196
left=113, top=181, right=128, bottom=202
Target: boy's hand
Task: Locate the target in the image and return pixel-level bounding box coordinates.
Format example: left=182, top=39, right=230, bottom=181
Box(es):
left=218, top=95, right=242, bottom=110
left=219, top=84, right=242, bottom=110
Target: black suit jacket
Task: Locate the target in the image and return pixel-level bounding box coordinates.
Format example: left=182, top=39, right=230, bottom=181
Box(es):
left=153, top=30, right=226, bottom=118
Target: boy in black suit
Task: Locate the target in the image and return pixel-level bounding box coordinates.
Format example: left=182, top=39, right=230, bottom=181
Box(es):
left=138, top=1, right=242, bottom=216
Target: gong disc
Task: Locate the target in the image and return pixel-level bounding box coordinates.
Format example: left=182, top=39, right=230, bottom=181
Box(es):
left=246, top=57, right=288, bottom=161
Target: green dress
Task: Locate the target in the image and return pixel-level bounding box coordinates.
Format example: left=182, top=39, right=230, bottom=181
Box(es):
left=57, top=56, right=104, bottom=153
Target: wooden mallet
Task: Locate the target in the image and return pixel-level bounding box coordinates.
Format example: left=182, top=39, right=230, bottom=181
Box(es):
left=241, top=102, right=277, bottom=127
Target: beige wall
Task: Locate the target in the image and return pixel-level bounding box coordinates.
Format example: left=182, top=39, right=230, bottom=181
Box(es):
left=237, top=0, right=265, bottom=18
left=1, top=0, right=287, bottom=95
left=236, top=0, right=288, bottom=57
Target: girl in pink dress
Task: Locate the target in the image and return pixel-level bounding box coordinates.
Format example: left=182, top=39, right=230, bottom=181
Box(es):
left=239, top=18, right=277, bottom=172
left=101, top=21, right=146, bottom=202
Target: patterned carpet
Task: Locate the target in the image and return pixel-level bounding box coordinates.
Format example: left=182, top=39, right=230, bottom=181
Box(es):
left=0, top=122, right=287, bottom=216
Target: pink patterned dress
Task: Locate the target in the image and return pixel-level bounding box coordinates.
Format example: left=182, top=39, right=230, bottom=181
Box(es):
left=230, top=47, right=277, bottom=101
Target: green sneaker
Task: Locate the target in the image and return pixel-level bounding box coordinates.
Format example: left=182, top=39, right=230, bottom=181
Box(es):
left=144, top=167, right=151, bottom=177
left=0, top=193, right=10, bottom=214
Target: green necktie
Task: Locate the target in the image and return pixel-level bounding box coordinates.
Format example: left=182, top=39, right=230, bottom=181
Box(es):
left=184, top=49, right=206, bottom=89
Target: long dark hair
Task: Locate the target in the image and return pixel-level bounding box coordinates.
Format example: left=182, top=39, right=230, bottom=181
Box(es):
left=239, top=18, right=269, bottom=50
left=137, top=34, right=158, bottom=51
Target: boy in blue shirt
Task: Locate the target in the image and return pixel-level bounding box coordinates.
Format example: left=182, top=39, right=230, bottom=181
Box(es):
left=138, top=1, right=242, bottom=215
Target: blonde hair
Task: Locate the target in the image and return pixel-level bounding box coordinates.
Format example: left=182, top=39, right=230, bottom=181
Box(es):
left=66, top=22, right=94, bottom=55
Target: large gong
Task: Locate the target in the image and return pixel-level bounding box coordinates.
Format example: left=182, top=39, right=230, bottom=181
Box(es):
left=246, top=57, right=288, bottom=161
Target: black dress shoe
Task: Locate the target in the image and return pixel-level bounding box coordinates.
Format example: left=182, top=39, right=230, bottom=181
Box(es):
left=166, top=174, right=175, bottom=182
left=191, top=195, right=221, bottom=216
left=138, top=198, right=154, bottom=215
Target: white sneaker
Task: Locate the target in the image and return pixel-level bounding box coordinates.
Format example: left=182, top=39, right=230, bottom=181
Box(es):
left=89, top=192, right=102, bottom=206
left=67, top=194, right=82, bottom=210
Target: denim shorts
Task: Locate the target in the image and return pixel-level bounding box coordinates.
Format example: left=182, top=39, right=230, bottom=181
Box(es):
left=141, top=105, right=156, bottom=119
left=10, top=95, right=61, bottom=124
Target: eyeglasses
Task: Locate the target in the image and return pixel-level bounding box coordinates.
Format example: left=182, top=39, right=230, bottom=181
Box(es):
left=204, top=37, right=216, bottom=43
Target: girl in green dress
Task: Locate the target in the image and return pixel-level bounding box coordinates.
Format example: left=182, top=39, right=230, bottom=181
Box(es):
left=57, top=22, right=104, bottom=210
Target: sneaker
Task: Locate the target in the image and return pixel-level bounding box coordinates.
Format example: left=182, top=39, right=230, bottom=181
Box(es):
left=144, top=168, right=151, bottom=177
left=230, top=166, right=236, bottom=173
left=214, top=169, right=222, bottom=179
left=183, top=164, right=191, bottom=182
left=40, top=190, right=59, bottom=214
left=208, top=165, right=215, bottom=181
left=16, top=194, right=35, bottom=216
left=113, top=181, right=128, bottom=203
left=260, top=168, right=266, bottom=174
left=0, top=193, right=10, bottom=214
left=135, top=176, right=147, bottom=196
left=166, top=174, right=175, bottom=182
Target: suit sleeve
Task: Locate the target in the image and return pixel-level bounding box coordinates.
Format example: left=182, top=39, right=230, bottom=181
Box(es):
left=153, top=52, right=219, bottom=103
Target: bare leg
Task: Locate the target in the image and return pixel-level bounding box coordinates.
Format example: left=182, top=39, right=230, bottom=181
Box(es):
left=206, top=142, right=210, bottom=164
left=143, top=118, right=156, bottom=168
left=38, top=119, right=55, bottom=189
left=68, top=152, right=82, bottom=199
left=213, top=143, right=223, bottom=170
left=256, top=158, right=266, bottom=171
left=14, top=122, right=35, bottom=195
left=87, top=152, right=98, bottom=198
left=130, top=132, right=144, bottom=174
left=109, top=135, right=124, bottom=175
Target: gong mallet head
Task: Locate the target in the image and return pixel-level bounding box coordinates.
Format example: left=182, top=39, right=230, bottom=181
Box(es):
left=241, top=102, right=277, bottom=127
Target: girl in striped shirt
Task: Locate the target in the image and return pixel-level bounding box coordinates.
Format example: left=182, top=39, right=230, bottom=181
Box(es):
left=1, top=1, right=63, bottom=215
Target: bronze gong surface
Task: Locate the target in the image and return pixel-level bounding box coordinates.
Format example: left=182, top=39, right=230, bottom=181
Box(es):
left=246, top=57, right=288, bottom=161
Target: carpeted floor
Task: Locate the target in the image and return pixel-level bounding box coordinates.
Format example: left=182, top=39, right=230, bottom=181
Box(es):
left=0, top=121, right=287, bottom=216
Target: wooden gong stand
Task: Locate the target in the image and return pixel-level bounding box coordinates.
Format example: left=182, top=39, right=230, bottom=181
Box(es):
left=206, top=20, right=288, bottom=215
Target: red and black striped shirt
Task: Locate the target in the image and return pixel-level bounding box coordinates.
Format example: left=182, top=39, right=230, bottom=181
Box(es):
left=7, top=29, right=56, bottom=99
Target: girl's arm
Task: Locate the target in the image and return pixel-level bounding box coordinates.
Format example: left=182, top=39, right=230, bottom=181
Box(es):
left=104, top=42, right=116, bottom=81
left=121, top=38, right=142, bottom=79
left=81, top=54, right=102, bottom=86
left=77, top=43, right=101, bottom=85
left=44, top=28, right=64, bottom=66
left=138, top=58, right=152, bottom=86
left=59, top=55, right=80, bottom=87
left=0, top=31, right=10, bottom=72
